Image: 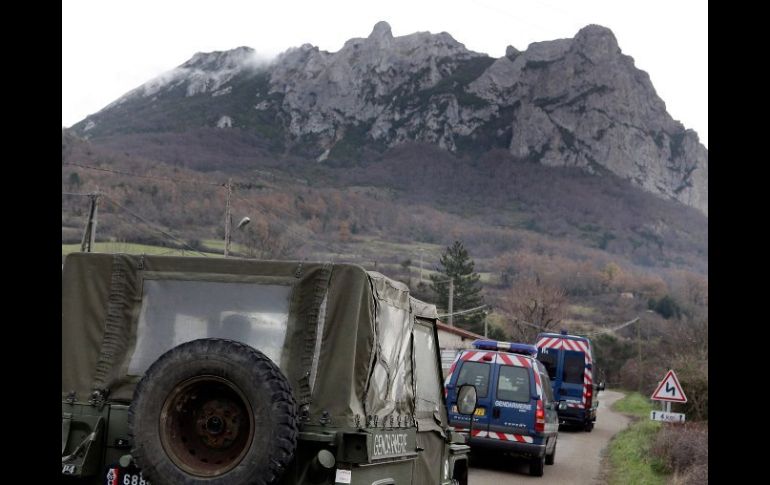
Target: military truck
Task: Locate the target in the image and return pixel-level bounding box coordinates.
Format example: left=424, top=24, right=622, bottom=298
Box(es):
left=62, top=253, right=472, bottom=485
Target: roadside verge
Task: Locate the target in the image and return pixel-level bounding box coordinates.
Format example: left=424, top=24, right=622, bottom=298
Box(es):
left=602, top=391, right=667, bottom=485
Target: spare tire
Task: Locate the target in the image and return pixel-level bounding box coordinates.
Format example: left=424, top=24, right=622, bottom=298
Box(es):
left=128, top=339, right=298, bottom=485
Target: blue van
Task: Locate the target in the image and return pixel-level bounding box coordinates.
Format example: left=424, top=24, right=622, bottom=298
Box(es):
left=535, top=331, right=604, bottom=431
left=445, top=340, right=559, bottom=476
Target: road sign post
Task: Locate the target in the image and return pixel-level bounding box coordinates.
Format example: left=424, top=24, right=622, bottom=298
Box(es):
left=650, top=369, right=686, bottom=423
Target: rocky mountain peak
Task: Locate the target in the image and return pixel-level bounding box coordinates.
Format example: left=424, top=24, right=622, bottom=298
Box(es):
left=573, top=24, right=620, bottom=61
left=73, top=23, right=707, bottom=215
left=505, top=45, right=520, bottom=59
left=369, top=20, right=393, bottom=40
left=183, top=46, right=257, bottom=71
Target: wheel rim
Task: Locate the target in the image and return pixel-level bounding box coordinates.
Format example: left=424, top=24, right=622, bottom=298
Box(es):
left=160, top=375, right=254, bottom=477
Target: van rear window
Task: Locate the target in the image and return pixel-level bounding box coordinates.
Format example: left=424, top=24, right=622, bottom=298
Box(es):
left=537, top=350, right=558, bottom=380
left=456, top=361, right=491, bottom=397
left=563, top=351, right=585, bottom=384
left=497, top=366, right=531, bottom=403
left=128, top=280, right=291, bottom=376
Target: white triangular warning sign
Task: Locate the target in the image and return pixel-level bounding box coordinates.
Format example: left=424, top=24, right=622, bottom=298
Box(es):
left=651, top=370, right=687, bottom=402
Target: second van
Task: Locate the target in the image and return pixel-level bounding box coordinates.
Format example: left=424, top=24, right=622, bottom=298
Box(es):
left=535, top=331, right=604, bottom=431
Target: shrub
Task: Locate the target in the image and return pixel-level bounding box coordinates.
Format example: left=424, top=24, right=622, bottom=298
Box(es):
left=592, top=333, right=634, bottom=386
left=648, top=294, right=683, bottom=319
left=671, top=356, right=708, bottom=421
left=679, top=381, right=707, bottom=421
left=618, top=355, right=668, bottom=394
left=650, top=423, right=708, bottom=484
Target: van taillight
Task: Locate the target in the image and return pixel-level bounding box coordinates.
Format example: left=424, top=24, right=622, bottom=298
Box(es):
left=585, top=388, right=592, bottom=409
left=535, top=400, right=545, bottom=433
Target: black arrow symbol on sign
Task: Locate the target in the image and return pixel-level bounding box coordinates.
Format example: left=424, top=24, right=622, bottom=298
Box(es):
left=665, top=382, right=675, bottom=394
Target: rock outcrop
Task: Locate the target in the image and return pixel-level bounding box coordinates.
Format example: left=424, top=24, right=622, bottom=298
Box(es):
left=73, top=22, right=708, bottom=215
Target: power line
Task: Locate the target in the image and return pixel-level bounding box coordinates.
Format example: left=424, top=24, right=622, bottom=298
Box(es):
left=582, top=317, right=640, bottom=337
left=64, top=163, right=344, bottom=255
left=62, top=164, right=317, bottom=257
left=437, top=304, right=488, bottom=318
left=62, top=192, right=96, bottom=197
left=511, top=318, right=550, bottom=330
left=63, top=162, right=224, bottom=187
left=230, top=193, right=320, bottom=244
left=101, top=195, right=210, bottom=258
left=505, top=314, right=643, bottom=338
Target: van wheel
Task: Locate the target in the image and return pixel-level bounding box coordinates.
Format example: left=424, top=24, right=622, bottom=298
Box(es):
left=545, top=442, right=556, bottom=465
left=129, top=339, right=298, bottom=485
left=529, top=455, right=545, bottom=476
left=452, top=459, right=468, bottom=485
left=584, top=420, right=594, bottom=432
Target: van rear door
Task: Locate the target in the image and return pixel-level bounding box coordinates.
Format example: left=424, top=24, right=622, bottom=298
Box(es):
left=561, top=349, right=587, bottom=408
left=536, top=347, right=559, bottom=398
left=447, top=352, right=493, bottom=433
left=487, top=354, right=539, bottom=444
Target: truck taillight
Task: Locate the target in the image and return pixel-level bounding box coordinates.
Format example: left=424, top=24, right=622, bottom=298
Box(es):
left=535, top=400, right=545, bottom=433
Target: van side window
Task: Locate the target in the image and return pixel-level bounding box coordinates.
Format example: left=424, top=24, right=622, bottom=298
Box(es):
left=496, top=366, right=530, bottom=403
left=540, top=371, right=555, bottom=402
left=456, top=361, right=491, bottom=397
left=563, top=351, right=585, bottom=384
left=537, top=349, right=558, bottom=380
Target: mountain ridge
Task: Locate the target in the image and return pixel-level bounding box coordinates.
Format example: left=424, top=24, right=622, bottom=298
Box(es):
left=71, top=21, right=707, bottom=215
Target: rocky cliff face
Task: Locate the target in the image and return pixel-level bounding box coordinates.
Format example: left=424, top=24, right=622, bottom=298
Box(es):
left=73, top=21, right=708, bottom=215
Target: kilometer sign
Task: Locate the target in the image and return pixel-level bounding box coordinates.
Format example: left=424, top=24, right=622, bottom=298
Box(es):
left=650, top=410, right=686, bottom=423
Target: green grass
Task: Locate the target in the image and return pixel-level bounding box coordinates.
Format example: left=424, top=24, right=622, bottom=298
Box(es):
left=62, top=242, right=223, bottom=258
left=351, top=237, right=445, bottom=255
left=568, top=304, right=596, bottom=317
left=202, top=238, right=226, bottom=250
left=199, top=239, right=249, bottom=254
left=477, top=272, right=497, bottom=284
left=607, top=392, right=667, bottom=485
left=613, top=391, right=654, bottom=417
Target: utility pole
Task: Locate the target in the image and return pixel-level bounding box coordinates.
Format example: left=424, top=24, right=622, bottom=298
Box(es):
left=637, top=318, right=643, bottom=392
left=419, top=248, right=424, bottom=282
left=448, top=279, right=454, bottom=327
left=80, top=191, right=100, bottom=253
left=223, top=178, right=233, bottom=257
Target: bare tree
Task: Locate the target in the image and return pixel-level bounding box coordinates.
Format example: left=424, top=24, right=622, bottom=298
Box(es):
left=501, top=275, right=567, bottom=342
left=242, top=219, right=302, bottom=260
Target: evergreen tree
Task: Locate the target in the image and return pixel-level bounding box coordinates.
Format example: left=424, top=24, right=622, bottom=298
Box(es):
left=430, top=241, right=485, bottom=333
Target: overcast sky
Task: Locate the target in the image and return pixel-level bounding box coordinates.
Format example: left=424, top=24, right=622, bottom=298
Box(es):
left=62, top=0, right=707, bottom=147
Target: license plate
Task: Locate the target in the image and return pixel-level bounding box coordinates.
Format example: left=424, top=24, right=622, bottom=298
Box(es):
left=452, top=406, right=485, bottom=416
left=105, top=464, right=152, bottom=485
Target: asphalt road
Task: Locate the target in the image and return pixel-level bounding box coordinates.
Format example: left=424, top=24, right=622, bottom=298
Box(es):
left=468, top=390, right=629, bottom=484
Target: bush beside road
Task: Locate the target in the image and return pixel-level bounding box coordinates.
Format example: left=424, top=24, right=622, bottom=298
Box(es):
left=607, top=391, right=708, bottom=484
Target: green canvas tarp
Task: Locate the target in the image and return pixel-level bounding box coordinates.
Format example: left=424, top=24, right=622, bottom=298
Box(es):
left=62, top=253, right=427, bottom=428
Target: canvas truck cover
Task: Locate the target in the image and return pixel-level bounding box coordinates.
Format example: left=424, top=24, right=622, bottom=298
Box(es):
left=62, top=253, right=423, bottom=428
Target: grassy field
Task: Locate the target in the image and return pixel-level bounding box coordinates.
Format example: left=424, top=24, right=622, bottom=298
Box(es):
left=201, top=238, right=227, bottom=251
left=607, top=392, right=667, bottom=485
left=62, top=242, right=223, bottom=258
left=568, top=304, right=596, bottom=317
left=63, top=237, right=446, bottom=265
